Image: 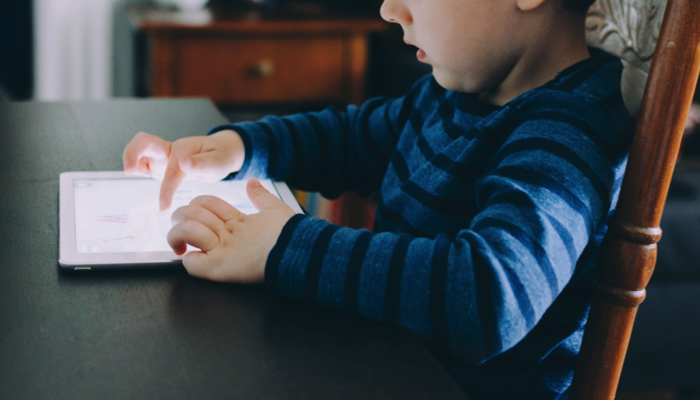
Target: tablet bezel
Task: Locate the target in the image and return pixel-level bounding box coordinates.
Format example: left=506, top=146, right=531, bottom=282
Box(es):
left=59, top=171, right=304, bottom=270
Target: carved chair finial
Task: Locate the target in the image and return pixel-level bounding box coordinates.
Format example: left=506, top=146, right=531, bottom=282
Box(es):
left=586, top=0, right=668, bottom=117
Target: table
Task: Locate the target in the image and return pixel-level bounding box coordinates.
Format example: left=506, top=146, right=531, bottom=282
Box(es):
left=128, top=4, right=387, bottom=106
left=0, top=99, right=468, bottom=399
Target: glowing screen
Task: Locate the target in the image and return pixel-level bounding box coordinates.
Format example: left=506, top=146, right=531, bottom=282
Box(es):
left=73, top=178, right=278, bottom=253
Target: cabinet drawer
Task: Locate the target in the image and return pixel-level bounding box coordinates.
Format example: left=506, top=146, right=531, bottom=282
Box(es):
left=172, top=36, right=347, bottom=104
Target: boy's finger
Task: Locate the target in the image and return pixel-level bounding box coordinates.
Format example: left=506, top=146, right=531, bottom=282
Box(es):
left=189, top=195, right=243, bottom=223
left=167, top=220, right=219, bottom=255
left=180, top=154, right=222, bottom=183
left=123, top=135, right=144, bottom=172
left=171, top=204, right=226, bottom=232
left=136, top=157, right=151, bottom=175
left=181, top=251, right=211, bottom=280
left=123, top=146, right=142, bottom=173
left=123, top=132, right=162, bottom=172
left=247, top=178, right=283, bottom=211
left=125, top=157, right=149, bottom=177
left=159, top=158, right=186, bottom=211
left=180, top=152, right=218, bottom=175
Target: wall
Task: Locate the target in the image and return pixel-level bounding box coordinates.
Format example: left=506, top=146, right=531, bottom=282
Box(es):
left=33, top=0, right=141, bottom=100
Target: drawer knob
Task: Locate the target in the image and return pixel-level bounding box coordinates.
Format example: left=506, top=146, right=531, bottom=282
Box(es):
left=254, top=59, right=275, bottom=78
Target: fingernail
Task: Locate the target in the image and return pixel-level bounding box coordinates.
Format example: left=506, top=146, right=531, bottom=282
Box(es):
left=160, top=200, right=167, bottom=211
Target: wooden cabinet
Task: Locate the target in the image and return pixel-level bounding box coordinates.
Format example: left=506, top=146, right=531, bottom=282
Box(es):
left=128, top=5, right=387, bottom=106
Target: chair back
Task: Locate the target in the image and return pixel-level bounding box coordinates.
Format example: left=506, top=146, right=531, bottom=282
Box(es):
left=585, top=0, right=667, bottom=118
left=570, top=0, right=700, bottom=398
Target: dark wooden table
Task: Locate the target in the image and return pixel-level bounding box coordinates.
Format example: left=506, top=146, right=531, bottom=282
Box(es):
left=0, top=99, right=468, bottom=400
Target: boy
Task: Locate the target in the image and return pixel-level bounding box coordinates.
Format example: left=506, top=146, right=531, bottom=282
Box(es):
left=123, top=0, right=634, bottom=397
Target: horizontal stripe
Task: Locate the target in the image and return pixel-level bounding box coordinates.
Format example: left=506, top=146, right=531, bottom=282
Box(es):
left=264, top=214, right=306, bottom=288
left=383, top=100, right=401, bottom=142
left=430, top=233, right=451, bottom=350
left=307, top=114, right=331, bottom=187
left=227, top=125, right=254, bottom=178
left=375, top=200, right=433, bottom=238
left=416, top=131, right=437, bottom=160
left=343, top=231, right=373, bottom=313
left=486, top=166, right=593, bottom=233
left=494, top=137, right=610, bottom=207
left=438, top=98, right=468, bottom=140
left=472, top=217, right=559, bottom=298
left=303, top=223, right=341, bottom=301
left=555, top=60, right=606, bottom=92
left=397, top=85, right=419, bottom=130
left=514, top=111, right=617, bottom=161
left=384, top=233, right=412, bottom=325
left=388, top=152, right=480, bottom=215
left=259, top=122, right=279, bottom=178
left=408, top=110, right=426, bottom=141
left=484, top=192, right=579, bottom=266
left=401, top=180, right=480, bottom=215
left=471, top=236, right=504, bottom=357
left=282, top=118, right=304, bottom=184
left=359, top=98, right=392, bottom=166
left=430, top=152, right=489, bottom=180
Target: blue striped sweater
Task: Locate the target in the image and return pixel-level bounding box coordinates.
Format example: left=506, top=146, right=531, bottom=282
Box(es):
left=210, top=48, right=634, bottom=399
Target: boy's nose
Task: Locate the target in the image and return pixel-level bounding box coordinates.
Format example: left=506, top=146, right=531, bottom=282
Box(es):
left=379, top=0, right=413, bottom=25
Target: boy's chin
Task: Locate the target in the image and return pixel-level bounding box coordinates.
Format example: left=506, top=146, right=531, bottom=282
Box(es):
left=433, top=70, right=500, bottom=99
left=432, top=72, right=455, bottom=90
left=432, top=72, right=470, bottom=93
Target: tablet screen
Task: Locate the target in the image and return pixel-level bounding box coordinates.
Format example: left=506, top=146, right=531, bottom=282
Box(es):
left=73, top=178, right=279, bottom=254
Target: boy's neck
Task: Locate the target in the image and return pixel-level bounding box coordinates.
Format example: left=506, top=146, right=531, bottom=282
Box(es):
left=477, top=12, right=590, bottom=106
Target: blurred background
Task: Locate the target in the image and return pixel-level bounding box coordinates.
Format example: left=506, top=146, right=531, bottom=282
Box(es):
left=0, top=0, right=429, bottom=105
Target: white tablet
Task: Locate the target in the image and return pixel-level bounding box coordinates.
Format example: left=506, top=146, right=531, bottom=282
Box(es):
left=59, top=171, right=304, bottom=270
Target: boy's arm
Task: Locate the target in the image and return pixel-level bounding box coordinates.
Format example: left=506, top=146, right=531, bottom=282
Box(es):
left=209, top=77, right=427, bottom=199
left=264, top=99, right=630, bottom=363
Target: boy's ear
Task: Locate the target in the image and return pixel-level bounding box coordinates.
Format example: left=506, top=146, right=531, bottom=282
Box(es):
left=516, top=0, right=547, bottom=11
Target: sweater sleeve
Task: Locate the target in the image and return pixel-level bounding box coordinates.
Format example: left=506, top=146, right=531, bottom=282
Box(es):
left=263, top=96, right=628, bottom=364
left=207, top=81, right=423, bottom=199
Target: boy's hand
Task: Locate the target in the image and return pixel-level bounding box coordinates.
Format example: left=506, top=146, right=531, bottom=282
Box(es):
left=123, top=130, right=245, bottom=211
left=167, top=178, right=296, bottom=283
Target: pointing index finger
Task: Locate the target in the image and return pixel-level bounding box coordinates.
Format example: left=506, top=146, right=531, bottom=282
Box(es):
left=159, top=156, right=186, bottom=211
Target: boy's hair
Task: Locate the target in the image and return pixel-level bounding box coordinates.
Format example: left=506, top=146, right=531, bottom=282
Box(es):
left=561, top=0, right=596, bottom=12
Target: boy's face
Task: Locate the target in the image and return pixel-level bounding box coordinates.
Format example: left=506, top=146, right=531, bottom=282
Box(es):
left=380, top=0, right=522, bottom=95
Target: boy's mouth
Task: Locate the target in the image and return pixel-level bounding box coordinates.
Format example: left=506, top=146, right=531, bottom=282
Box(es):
left=404, top=38, right=427, bottom=63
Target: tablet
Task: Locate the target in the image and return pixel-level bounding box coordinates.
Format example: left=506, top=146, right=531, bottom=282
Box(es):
left=59, top=171, right=304, bottom=270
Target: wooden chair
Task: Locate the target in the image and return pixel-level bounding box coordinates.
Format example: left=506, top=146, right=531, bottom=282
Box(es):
left=570, top=0, right=700, bottom=398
